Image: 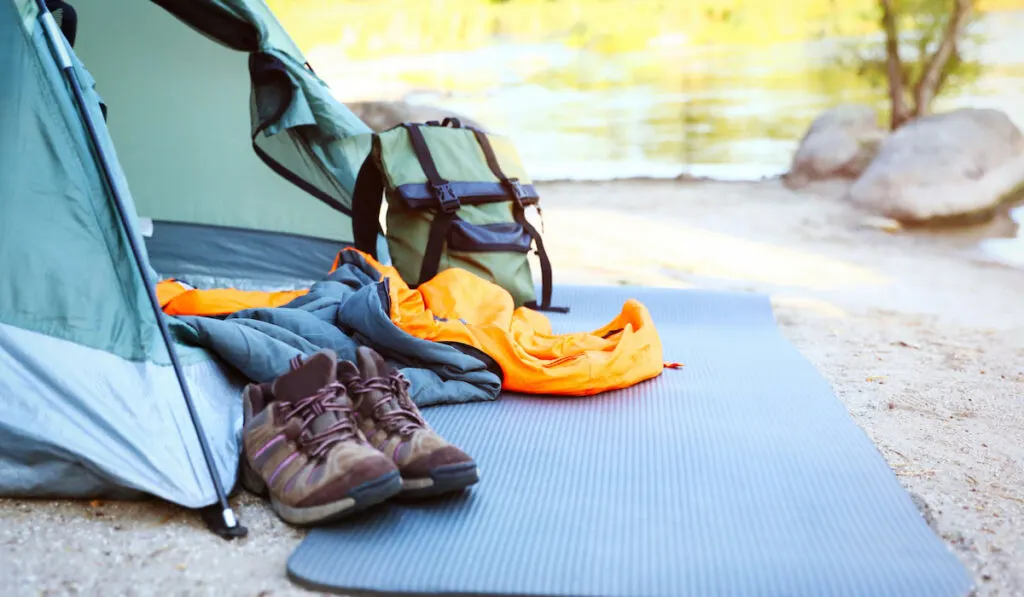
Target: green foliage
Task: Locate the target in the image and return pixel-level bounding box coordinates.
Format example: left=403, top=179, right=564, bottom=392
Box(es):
left=833, top=0, right=985, bottom=113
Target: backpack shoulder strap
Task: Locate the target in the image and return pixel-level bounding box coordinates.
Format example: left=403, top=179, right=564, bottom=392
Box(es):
left=350, top=143, right=385, bottom=260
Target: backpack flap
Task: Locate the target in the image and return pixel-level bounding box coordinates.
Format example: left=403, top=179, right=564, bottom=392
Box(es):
left=378, top=125, right=540, bottom=210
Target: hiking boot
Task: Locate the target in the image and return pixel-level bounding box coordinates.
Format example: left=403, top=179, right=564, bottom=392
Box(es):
left=240, top=349, right=402, bottom=525
left=337, top=346, right=479, bottom=499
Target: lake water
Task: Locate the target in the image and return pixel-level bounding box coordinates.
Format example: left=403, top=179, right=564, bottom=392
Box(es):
left=273, top=2, right=1024, bottom=265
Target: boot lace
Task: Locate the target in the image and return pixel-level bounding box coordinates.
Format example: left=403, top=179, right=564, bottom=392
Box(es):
left=348, top=373, right=425, bottom=436
left=276, top=381, right=357, bottom=459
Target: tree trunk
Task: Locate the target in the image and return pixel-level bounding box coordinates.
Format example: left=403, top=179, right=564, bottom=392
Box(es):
left=913, top=0, right=974, bottom=117
left=879, top=0, right=911, bottom=129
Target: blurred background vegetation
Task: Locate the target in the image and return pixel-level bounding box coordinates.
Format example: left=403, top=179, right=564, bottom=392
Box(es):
left=269, top=0, right=1024, bottom=180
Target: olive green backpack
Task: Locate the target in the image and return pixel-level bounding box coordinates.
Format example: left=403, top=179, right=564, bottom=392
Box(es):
left=350, top=118, right=566, bottom=312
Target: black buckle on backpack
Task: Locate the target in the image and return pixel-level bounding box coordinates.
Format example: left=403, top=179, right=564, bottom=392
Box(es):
left=504, top=177, right=526, bottom=207
left=431, top=182, right=460, bottom=213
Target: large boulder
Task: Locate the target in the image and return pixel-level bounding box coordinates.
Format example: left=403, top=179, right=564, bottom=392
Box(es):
left=785, top=104, right=886, bottom=188
left=848, top=108, right=1024, bottom=224
left=347, top=100, right=487, bottom=132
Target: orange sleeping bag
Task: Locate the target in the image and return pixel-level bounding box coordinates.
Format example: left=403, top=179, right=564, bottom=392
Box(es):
left=332, top=249, right=664, bottom=395
left=157, top=279, right=308, bottom=317
left=157, top=248, right=666, bottom=395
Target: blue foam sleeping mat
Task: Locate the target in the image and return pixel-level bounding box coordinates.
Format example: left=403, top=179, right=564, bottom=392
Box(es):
left=287, top=286, right=973, bottom=597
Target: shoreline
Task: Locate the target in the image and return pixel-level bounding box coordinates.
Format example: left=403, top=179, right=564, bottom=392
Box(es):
left=529, top=175, right=1024, bottom=271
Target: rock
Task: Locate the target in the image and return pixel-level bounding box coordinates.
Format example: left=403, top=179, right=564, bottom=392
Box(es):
left=848, top=108, right=1024, bottom=224
left=785, top=104, right=886, bottom=188
left=347, top=100, right=487, bottom=132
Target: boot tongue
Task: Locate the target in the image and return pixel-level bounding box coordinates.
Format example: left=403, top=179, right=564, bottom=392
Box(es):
left=272, top=349, right=348, bottom=436
left=355, top=347, right=402, bottom=413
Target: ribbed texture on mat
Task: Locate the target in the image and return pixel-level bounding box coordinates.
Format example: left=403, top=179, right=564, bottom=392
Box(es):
left=287, top=286, right=973, bottom=597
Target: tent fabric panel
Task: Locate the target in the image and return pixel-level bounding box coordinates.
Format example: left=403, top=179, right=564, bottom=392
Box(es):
left=0, top=3, right=166, bottom=363
left=230, top=0, right=307, bottom=60
left=312, top=127, right=377, bottom=201
left=149, top=0, right=259, bottom=52
left=0, top=441, right=147, bottom=501
left=0, top=321, right=244, bottom=508
left=149, top=0, right=307, bottom=60
left=145, top=1, right=374, bottom=216
left=249, top=49, right=374, bottom=215
left=14, top=0, right=36, bottom=28
left=72, top=0, right=353, bottom=242
left=146, top=221, right=352, bottom=286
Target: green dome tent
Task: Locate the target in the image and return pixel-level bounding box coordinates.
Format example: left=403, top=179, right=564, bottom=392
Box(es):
left=0, top=0, right=380, bottom=537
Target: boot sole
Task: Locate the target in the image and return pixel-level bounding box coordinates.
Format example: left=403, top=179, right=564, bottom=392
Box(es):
left=271, top=470, right=402, bottom=526
left=399, top=462, right=479, bottom=499
left=241, top=458, right=402, bottom=526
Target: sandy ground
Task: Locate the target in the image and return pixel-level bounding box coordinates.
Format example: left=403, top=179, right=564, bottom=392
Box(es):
left=2, top=178, right=1022, bottom=596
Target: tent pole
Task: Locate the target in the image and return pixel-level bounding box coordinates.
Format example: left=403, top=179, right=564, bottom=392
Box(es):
left=34, top=0, right=246, bottom=540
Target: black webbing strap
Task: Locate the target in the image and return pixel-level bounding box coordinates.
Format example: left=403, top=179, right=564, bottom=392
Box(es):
left=350, top=147, right=385, bottom=259
left=402, top=124, right=460, bottom=286
left=470, top=129, right=567, bottom=313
